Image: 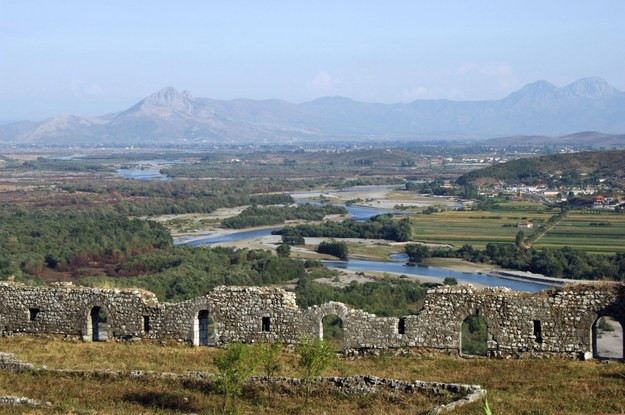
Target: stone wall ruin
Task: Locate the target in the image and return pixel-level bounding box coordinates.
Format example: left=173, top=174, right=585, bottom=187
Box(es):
left=1, top=281, right=623, bottom=359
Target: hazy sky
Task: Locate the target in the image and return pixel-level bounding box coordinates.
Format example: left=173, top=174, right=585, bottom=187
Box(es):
left=1, top=1, right=624, bottom=121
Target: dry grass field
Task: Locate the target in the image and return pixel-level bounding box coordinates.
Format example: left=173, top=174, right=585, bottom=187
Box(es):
left=0, top=337, right=624, bottom=414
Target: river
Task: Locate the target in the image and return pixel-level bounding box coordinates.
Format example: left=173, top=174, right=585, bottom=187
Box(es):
left=322, top=258, right=546, bottom=292
left=295, top=200, right=412, bottom=221
left=172, top=186, right=548, bottom=291
left=178, top=228, right=281, bottom=247
left=117, top=168, right=170, bottom=180
left=176, top=229, right=548, bottom=292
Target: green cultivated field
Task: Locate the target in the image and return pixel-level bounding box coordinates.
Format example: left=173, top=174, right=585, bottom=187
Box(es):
left=410, top=205, right=552, bottom=249
left=534, top=212, right=625, bottom=253
left=411, top=203, right=625, bottom=254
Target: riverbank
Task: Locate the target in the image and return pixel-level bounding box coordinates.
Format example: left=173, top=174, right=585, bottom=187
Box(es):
left=291, top=185, right=465, bottom=210
left=174, top=230, right=550, bottom=291
left=318, top=267, right=490, bottom=289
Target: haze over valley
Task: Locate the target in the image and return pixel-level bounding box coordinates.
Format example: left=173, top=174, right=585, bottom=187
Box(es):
left=2, top=77, right=625, bottom=146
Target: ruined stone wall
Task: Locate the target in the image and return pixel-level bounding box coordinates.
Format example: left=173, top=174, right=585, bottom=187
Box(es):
left=155, top=286, right=303, bottom=345
left=1, top=281, right=623, bottom=358
left=409, top=285, right=624, bottom=358
left=0, top=283, right=155, bottom=340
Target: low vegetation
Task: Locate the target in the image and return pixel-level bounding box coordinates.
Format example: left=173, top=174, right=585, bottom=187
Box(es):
left=408, top=203, right=625, bottom=253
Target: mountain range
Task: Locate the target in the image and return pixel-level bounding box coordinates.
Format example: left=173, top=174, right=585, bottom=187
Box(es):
left=2, top=77, right=625, bottom=145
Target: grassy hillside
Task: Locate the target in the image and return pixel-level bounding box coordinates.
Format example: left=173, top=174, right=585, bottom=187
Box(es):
left=456, top=149, right=625, bottom=188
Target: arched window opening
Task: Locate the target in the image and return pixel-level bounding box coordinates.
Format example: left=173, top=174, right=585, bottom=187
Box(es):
left=461, top=315, right=488, bottom=356
left=194, top=310, right=215, bottom=346
left=321, top=314, right=344, bottom=351
left=593, top=316, right=623, bottom=359
left=88, top=306, right=108, bottom=342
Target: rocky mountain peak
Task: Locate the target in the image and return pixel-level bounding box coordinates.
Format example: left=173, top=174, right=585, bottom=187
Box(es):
left=501, top=80, right=561, bottom=107
left=134, top=87, right=196, bottom=115
left=563, top=77, right=617, bottom=99
left=519, top=80, right=559, bottom=94
left=146, top=87, right=193, bottom=104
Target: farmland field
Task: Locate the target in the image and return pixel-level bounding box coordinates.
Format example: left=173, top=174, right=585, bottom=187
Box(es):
left=534, top=212, right=625, bottom=253
left=411, top=203, right=625, bottom=254
left=410, top=204, right=553, bottom=249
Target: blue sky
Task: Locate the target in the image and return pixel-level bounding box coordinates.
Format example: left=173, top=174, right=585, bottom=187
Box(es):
left=1, top=1, right=624, bottom=121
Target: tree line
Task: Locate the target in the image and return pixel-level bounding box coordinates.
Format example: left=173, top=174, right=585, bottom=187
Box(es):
left=222, top=204, right=347, bottom=229
left=274, top=214, right=412, bottom=242
left=405, top=242, right=625, bottom=281
left=294, top=276, right=428, bottom=317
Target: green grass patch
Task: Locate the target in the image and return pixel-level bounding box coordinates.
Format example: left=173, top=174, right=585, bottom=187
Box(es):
left=411, top=208, right=552, bottom=249
left=535, top=212, right=625, bottom=253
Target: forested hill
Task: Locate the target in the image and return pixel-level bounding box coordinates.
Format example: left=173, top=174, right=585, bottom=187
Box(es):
left=456, top=150, right=625, bottom=187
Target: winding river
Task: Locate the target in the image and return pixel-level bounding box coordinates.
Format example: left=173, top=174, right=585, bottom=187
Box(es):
left=116, top=170, right=555, bottom=292
left=175, top=202, right=548, bottom=292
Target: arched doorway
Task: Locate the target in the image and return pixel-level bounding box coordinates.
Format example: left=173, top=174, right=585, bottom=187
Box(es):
left=193, top=310, right=215, bottom=346
left=592, top=316, right=624, bottom=359
left=88, top=306, right=109, bottom=342
left=321, top=314, right=344, bottom=351
left=461, top=315, right=488, bottom=356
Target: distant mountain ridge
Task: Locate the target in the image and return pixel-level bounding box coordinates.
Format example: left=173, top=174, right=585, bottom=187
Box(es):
left=2, top=77, right=625, bottom=145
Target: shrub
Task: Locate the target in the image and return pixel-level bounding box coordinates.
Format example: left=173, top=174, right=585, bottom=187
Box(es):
left=296, top=335, right=337, bottom=399
left=213, top=342, right=257, bottom=412
left=276, top=244, right=291, bottom=258
left=443, top=277, right=458, bottom=286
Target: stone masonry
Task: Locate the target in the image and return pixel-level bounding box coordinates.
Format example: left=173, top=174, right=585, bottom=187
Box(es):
left=1, top=281, right=623, bottom=358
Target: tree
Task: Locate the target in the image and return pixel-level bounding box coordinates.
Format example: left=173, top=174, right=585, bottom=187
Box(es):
left=405, top=244, right=430, bottom=263
left=256, top=340, right=283, bottom=378
left=281, top=230, right=305, bottom=245
left=395, top=217, right=413, bottom=242
left=213, top=342, right=257, bottom=412
left=515, top=230, right=525, bottom=248
left=461, top=315, right=488, bottom=356
left=276, top=243, right=291, bottom=258
left=317, top=240, right=348, bottom=260
left=296, top=335, right=336, bottom=399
